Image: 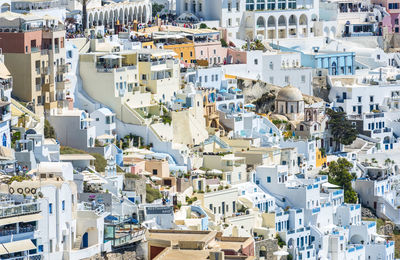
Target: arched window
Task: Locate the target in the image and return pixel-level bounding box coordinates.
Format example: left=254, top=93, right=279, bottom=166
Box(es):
left=269, top=62, right=274, bottom=70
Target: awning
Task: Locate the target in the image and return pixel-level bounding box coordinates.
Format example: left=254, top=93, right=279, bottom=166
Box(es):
left=0, top=213, right=42, bottom=226
left=21, top=213, right=42, bottom=223
left=100, top=54, right=123, bottom=59
left=0, top=245, right=7, bottom=255
left=0, top=63, right=11, bottom=79
left=2, top=239, right=36, bottom=254
left=322, top=183, right=340, bottom=189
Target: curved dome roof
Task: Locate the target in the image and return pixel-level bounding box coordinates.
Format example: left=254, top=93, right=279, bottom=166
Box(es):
left=276, top=85, right=303, bottom=102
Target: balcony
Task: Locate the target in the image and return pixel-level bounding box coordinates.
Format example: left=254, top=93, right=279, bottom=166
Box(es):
left=40, top=67, right=49, bottom=75
left=0, top=202, right=40, bottom=219
left=384, top=128, right=392, bottom=133
left=56, top=80, right=70, bottom=91
left=7, top=253, right=43, bottom=260
left=57, top=64, right=68, bottom=74
left=0, top=225, right=36, bottom=237
left=365, top=113, right=384, bottom=119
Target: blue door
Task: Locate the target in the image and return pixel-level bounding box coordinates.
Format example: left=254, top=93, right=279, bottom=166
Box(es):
left=82, top=232, right=88, bottom=248
left=2, top=133, right=6, bottom=147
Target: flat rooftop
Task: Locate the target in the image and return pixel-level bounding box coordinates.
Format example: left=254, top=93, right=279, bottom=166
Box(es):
left=147, top=230, right=216, bottom=245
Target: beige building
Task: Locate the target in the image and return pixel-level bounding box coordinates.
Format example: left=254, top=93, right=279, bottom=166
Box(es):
left=80, top=48, right=180, bottom=126
left=203, top=153, right=247, bottom=184
left=146, top=229, right=255, bottom=260
left=0, top=13, right=67, bottom=115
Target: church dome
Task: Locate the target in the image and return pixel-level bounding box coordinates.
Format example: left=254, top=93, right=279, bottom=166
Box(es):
left=276, top=85, right=303, bottom=102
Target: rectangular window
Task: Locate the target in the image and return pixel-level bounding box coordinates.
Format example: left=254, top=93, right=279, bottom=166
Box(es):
left=62, top=200, right=65, bottom=211
left=370, top=96, right=374, bottom=102
left=267, top=176, right=271, bottom=183
left=49, top=203, right=53, bottom=214
left=301, top=75, right=306, bottom=83
left=357, top=96, right=362, bottom=102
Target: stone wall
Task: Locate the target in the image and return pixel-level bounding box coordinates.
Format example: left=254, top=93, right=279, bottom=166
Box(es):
left=124, top=177, right=147, bottom=203
left=255, top=239, right=282, bottom=260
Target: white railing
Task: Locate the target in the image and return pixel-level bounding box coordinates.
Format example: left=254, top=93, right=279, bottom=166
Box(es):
left=80, top=202, right=105, bottom=216
left=0, top=202, right=40, bottom=218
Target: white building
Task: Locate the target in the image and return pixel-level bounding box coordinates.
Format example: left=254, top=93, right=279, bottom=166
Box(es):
left=224, top=50, right=313, bottom=95
left=0, top=55, right=12, bottom=148
left=0, top=162, right=111, bottom=259
left=90, top=107, right=117, bottom=138
left=176, top=0, right=319, bottom=41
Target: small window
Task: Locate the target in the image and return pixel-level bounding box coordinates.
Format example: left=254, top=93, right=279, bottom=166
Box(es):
left=254, top=59, right=258, bottom=65
left=62, top=200, right=65, bottom=211
left=267, top=176, right=271, bottom=183
left=49, top=203, right=53, bottom=214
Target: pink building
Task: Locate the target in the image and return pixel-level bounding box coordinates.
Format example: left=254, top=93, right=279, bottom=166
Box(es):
left=227, top=48, right=247, bottom=64
left=194, top=41, right=228, bottom=65
left=373, top=0, right=400, bottom=33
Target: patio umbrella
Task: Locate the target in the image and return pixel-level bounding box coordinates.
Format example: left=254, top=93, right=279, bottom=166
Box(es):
left=100, top=54, right=123, bottom=59
left=97, top=134, right=115, bottom=140
left=208, top=169, right=222, bottom=174
left=127, top=218, right=139, bottom=224
left=244, top=104, right=256, bottom=108
left=105, top=215, right=118, bottom=222
left=273, top=250, right=289, bottom=260
left=192, top=169, right=205, bottom=174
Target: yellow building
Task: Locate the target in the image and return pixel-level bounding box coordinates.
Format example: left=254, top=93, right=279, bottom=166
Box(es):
left=316, top=148, right=327, bottom=168
left=163, top=42, right=196, bottom=64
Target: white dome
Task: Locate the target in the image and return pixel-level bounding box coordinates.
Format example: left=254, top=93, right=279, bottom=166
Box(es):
left=276, top=85, right=303, bottom=102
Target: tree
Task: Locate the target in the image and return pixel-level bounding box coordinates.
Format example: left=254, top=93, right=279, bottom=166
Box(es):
left=241, top=40, right=266, bottom=51
left=199, top=23, right=208, bottom=29
left=325, top=158, right=358, bottom=203
left=326, top=109, right=358, bottom=151
left=152, top=3, right=165, bottom=17
left=220, top=38, right=228, bottom=47
left=44, top=120, right=56, bottom=139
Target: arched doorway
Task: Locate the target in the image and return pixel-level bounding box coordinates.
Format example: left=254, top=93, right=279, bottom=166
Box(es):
left=332, top=61, right=337, bottom=75
left=259, top=245, right=267, bottom=257
left=82, top=232, right=89, bottom=248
